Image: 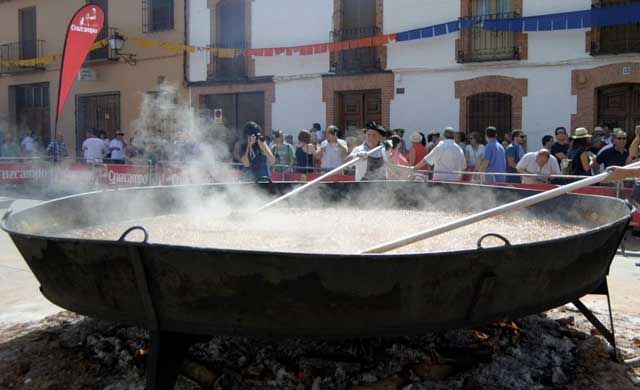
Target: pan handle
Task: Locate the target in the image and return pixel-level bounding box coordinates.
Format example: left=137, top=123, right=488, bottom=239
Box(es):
left=118, top=226, right=149, bottom=243
left=477, top=233, right=511, bottom=249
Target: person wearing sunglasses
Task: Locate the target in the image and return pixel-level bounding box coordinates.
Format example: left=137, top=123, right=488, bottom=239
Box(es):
left=505, top=130, right=527, bottom=183
left=594, top=129, right=631, bottom=175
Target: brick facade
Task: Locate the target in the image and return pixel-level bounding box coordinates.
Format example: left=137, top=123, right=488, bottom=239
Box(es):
left=192, top=82, right=276, bottom=131
left=332, top=0, right=387, bottom=69
left=571, top=62, right=640, bottom=131
left=322, top=72, right=395, bottom=129
left=455, top=75, right=528, bottom=132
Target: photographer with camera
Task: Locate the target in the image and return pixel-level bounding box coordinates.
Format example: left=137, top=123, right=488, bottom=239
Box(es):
left=241, top=121, right=276, bottom=181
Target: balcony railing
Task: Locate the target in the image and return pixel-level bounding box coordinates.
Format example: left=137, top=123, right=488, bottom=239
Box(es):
left=330, top=26, right=382, bottom=74
left=457, top=12, right=520, bottom=63
left=591, top=1, right=640, bottom=55
left=0, top=40, right=46, bottom=74
left=207, top=41, right=248, bottom=81
left=142, top=0, right=175, bottom=33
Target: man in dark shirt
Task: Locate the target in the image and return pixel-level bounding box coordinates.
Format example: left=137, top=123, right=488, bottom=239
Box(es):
left=596, top=131, right=629, bottom=170
left=550, top=127, right=570, bottom=162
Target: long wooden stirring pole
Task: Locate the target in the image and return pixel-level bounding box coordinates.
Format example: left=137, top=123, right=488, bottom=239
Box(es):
left=362, top=162, right=639, bottom=254
left=256, top=144, right=385, bottom=212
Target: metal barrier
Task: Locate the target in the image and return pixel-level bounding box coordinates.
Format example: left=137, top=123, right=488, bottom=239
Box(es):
left=0, top=158, right=635, bottom=202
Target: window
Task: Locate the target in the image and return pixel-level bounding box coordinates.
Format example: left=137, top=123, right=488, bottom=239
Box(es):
left=331, top=0, right=381, bottom=73
left=466, top=92, right=512, bottom=139
left=458, top=0, right=520, bottom=63
left=208, top=0, right=247, bottom=80
left=19, top=7, right=37, bottom=60
left=0, top=7, right=44, bottom=73
left=87, top=0, right=109, bottom=61
left=12, top=83, right=51, bottom=145
left=75, top=93, right=120, bottom=153
left=143, top=0, right=174, bottom=32
left=592, top=0, right=640, bottom=55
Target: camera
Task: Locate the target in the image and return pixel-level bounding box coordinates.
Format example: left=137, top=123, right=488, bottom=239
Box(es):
left=254, top=133, right=265, bottom=142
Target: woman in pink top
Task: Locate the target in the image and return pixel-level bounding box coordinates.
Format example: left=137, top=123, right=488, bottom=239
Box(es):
left=389, top=135, right=410, bottom=179
left=406, top=132, right=427, bottom=166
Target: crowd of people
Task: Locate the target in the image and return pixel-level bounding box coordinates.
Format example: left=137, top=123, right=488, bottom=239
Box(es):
left=2, top=121, right=637, bottom=186
left=237, top=120, right=640, bottom=185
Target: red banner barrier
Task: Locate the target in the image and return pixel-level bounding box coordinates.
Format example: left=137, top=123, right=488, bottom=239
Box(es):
left=0, top=162, right=49, bottom=184
left=98, top=164, right=151, bottom=187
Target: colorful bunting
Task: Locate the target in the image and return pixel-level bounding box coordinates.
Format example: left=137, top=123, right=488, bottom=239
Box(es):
left=6, top=2, right=640, bottom=67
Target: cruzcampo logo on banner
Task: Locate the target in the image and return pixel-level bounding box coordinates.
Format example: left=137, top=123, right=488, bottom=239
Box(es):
left=55, top=4, right=105, bottom=131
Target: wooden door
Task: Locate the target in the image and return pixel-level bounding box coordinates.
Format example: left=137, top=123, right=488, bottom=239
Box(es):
left=364, top=92, right=382, bottom=125
left=338, top=91, right=381, bottom=138
left=19, top=7, right=36, bottom=60
left=340, top=93, right=364, bottom=134
left=597, top=84, right=640, bottom=136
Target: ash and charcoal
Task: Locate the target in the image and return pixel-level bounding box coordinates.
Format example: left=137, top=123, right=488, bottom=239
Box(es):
left=0, top=311, right=638, bottom=390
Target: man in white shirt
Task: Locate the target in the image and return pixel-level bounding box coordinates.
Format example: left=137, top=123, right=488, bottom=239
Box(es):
left=516, top=148, right=560, bottom=184
left=315, top=125, right=348, bottom=171
left=108, top=131, right=126, bottom=164
left=346, top=122, right=390, bottom=181
left=413, top=127, right=466, bottom=181
left=82, top=130, right=106, bottom=163
left=21, top=132, right=35, bottom=155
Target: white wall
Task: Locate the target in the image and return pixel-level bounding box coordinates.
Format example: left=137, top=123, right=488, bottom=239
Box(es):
left=523, top=0, right=591, bottom=15
left=385, top=0, right=459, bottom=70
left=390, top=65, right=580, bottom=151
left=252, top=0, right=332, bottom=77
left=187, top=0, right=210, bottom=82
left=254, top=54, right=329, bottom=77
left=271, top=77, right=325, bottom=135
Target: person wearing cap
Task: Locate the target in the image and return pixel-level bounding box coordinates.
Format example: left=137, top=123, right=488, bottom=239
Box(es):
left=315, top=125, right=348, bottom=171
left=505, top=130, right=527, bottom=183
left=406, top=131, right=427, bottom=166
left=346, top=121, right=389, bottom=181
left=108, top=131, right=126, bottom=164
left=551, top=127, right=570, bottom=162
left=413, top=127, right=466, bottom=182
left=270, top=130, right=295, bottom=173
left=516, top=149, right=560, bottom=184
left=567, top=128, right=593, bottom=176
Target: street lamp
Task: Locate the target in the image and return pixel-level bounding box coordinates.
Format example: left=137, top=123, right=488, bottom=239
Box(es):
left=108, top=31, right=136, bottom=65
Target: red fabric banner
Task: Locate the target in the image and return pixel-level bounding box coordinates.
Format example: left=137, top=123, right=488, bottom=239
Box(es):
left=56, top=4, right=105, bottom=126
left=0, top=162, right=49, bottom=184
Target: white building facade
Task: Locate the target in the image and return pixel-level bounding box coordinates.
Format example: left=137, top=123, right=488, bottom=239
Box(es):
left=187, top=0, right=640, bottom=150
